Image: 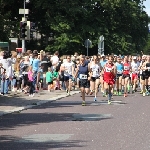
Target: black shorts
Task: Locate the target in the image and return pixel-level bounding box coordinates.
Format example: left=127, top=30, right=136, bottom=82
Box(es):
left=79, top=79, right=90, bottom=88
left=91, top=77, right=100, bottom=82
left=122, top=74, right=130, bottom=79
left=141, top=71, right=150, bottom=80
left=48, top=81, right=53, bottom=85
left=64, top=76, right=72, bottom=81
left=59, top=74, right=64, bottom=81
left=39, top=78, right=43, bottom=83
left=116, top=74, right=122, bottom=80
left=23, top=74, right=30, bottom=86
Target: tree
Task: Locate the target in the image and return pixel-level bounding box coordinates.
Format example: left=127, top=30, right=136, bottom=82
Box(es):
left=0, top=0, right=149, bottom=55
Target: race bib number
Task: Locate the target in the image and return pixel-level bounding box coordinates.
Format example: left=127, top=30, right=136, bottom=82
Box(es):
left=147, top=67, right=150, bottom=71
left=124, top=66, right=129, bottom=70
left=105, top=67, right=112, bottom=72
left=133, top=68, right=138, bottom=73
left=140, top=70, right=142, bottom=74
left=79, top=74, right=87, bottom=79
left=93, top=70, right=98, bottom=76
left=117, top=70, right=123, bottom=74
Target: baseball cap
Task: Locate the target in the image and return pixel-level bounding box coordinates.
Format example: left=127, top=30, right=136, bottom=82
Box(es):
left=133, top=56, right=137, bottom=59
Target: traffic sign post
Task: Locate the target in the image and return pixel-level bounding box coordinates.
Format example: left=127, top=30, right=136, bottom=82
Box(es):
left=84, top=39, right=92, bottom=56
left=98, top=35, right=104, bottom=55
left=19, top=0, right=30, bottom=53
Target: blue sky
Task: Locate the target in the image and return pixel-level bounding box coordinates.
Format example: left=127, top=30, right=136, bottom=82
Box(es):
left=143, top=0, right=150, bottom=16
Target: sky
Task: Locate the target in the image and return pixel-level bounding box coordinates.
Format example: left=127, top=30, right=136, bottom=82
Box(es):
left=143, top=0, right=150, bottom=16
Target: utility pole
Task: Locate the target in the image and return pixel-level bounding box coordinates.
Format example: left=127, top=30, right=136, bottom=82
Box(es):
left=22, top=0, right=26, bottom=53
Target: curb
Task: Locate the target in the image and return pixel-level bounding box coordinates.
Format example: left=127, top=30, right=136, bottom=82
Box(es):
left=0, top=91, right=80, bottom=117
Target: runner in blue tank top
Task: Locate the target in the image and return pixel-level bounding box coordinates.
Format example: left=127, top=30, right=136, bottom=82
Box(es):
left=115, top=56, right=124, bottom=95
left=74, top=55, right=90, bottom=106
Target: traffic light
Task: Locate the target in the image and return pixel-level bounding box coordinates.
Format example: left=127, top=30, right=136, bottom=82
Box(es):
left=30, top=22, right=36, bottom=39
left=20, top=21, right=27, bottom=38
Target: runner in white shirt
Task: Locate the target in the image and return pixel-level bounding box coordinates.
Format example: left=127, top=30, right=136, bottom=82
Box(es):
left=89, top=55, right=102, bottom=101
left=61, top=55, right=75, bottom=95
left=131, top=56, right=140, bottom=93
left=139, top=55, right=146, bottom=94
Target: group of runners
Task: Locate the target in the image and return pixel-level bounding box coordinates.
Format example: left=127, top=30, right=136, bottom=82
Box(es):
left=1, top=50, right=150, bottom=106
left=61, top=54, right=150, bottom=106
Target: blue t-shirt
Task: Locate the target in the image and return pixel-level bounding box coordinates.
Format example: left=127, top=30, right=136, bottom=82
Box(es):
left=29, top=57, right=33, bottom=65
left=32, top=59, right=40, bottom=71
left=100, top=60, right=107, bottom=68
left=116, top=62, right=124, bottom=74
left=38, top=68, right=43, bottom=79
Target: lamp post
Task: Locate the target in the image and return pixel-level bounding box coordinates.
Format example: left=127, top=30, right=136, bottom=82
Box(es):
left=22, top=0, right=26, bottom=53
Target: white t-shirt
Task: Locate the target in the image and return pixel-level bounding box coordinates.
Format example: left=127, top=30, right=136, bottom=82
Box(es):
left=51, top=55, right=59, bottom=65
left=0, top=58, right=16, bottom=78
left=62, top=61, right=74, bottom=76
left=131, top=61, right=140, bottom=73
left=90, top=63, right=100, bottom=77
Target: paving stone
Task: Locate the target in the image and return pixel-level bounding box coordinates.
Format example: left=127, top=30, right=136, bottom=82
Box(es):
left=18, top=134, right=73, bottom=143
left=71, top=113, right=112, bottom=121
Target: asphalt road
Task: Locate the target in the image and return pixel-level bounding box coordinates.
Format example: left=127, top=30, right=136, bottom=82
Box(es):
left=0, top=91, right=150, bottom=150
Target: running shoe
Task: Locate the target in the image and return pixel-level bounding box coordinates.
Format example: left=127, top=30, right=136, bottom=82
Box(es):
left=67, top=92, right=71, bottom=96
left=82, top=101, right=86, bottom=106
left=94, top=97, right=97, bottom=101
left=102, top=93, right=106, bottom=97
left=143, top=92, right=146, bottom=97
left=90, top=91, right=93, bottom=95
left=146, top=92, right=150, bottom=96
left=108, top=100, right=111, bottom=104
left=132, top=90, right=135, bottom=94
left=118, top=92, right=122, bottom=96
left=114, top=91, right=117, bottom=95
left=124, top=93, right=127, bottom=97
left=140, top=90, right=143, bottom=94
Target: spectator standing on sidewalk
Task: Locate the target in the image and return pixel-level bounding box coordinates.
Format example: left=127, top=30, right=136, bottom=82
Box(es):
left=53, top=66, right=60, bottom=90
left=51, top=51, right=59, bottom=67
left=41, top=52, right=52, bottom=89
left=46, top=67, right=54, bottom=91
left=32, top=52, right=42, bottom=91
left=28, top=66, right=34, bottom=97
left=0, top=50, right=16, bottom=95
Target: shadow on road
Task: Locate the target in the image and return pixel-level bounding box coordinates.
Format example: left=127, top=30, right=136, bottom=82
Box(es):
left=0, top=110, right=112, bottom=130
left=0, top=135, right=84, bottom=150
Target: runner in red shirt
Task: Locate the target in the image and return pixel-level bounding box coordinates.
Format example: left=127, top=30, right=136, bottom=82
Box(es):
left=102, top=56, right=116, bottom=104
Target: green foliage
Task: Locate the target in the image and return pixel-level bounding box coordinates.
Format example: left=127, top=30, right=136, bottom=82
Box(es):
left=0, top=0, right=149, bottom=55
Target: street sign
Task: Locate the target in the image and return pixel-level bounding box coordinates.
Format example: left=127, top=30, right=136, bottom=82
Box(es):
left=19, top=9, right=29, bottom=14
left=84, top=39, right=92, bottom=48
left=99, top=35, right=104, bottom=42
left=98, top=35, right=104, bottom=55
left=84, top=39, right=92, bottom=56
left=0, top=42, right=9, bottom=47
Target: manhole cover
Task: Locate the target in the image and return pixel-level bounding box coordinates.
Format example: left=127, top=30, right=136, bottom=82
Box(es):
left=18, top=134, right=73, bottom=143
left=90, top=100, right=125, bottom=106
left=72, top=113, right=112, bottom=121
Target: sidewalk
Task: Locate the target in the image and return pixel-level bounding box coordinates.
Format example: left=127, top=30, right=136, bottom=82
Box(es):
left=0, top=90, right=80, bottom=117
